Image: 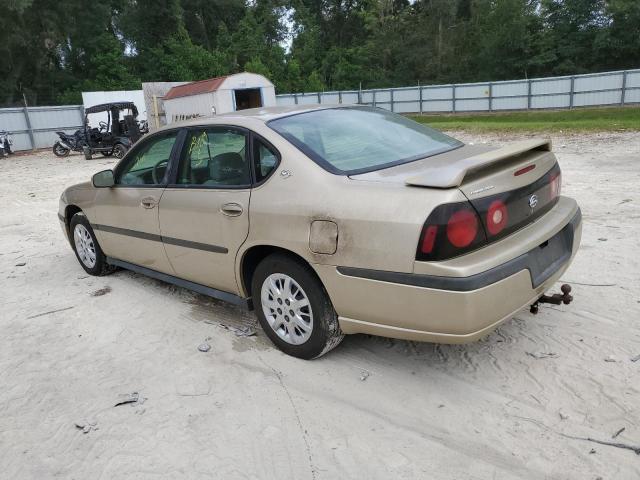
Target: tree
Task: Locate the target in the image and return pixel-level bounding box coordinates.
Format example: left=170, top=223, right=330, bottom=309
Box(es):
left=594, top=0, right=640, bottom=70
left=140, top=30, right=231, bottom=81
left=118, top=0, right=184, bottom=52
left=464, top=0, right=541, bottom=80
left=2, top=0, right=640, bottom=104
left=536, top=0, right=608, bottom=74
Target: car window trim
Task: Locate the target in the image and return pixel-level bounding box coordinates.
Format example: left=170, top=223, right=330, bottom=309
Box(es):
left=266, top=105, right=463, bottom=176
left=111, top=128, right=186, bottom=188
left=249, top=131, right=281, bottom=187
left=166, top=125, right=253, bottom=190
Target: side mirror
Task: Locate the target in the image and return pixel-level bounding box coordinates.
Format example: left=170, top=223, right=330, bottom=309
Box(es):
left=92, top=169, right=115, bottom=188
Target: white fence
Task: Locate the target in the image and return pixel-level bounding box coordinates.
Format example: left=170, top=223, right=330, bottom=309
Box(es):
left=275, top=69, right=640, bottom=113
left=0, top=105, right=83, bottom=151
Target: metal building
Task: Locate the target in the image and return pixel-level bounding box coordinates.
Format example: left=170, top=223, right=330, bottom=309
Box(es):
left=163, top=72, right=276, bottom=124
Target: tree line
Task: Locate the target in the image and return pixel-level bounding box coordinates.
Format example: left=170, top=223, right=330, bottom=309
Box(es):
left=2, top=0, right=639, bottom=106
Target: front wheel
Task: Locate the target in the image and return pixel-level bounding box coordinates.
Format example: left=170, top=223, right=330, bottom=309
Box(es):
left=112, top=144, right=127, bottom=159
left=69, top=213, right=115, bottom=276
left=53, top=142, right=70, bottom=157
left=252, top=254, right=344, bottom=359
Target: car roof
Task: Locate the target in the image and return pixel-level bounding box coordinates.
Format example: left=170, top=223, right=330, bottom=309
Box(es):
left=165, top=104, right=354, bottom=130
left=218, top=104, right=343, bottom=121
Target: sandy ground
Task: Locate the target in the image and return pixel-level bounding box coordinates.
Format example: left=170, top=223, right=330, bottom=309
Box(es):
left=1, top=132, right=639, bottom=480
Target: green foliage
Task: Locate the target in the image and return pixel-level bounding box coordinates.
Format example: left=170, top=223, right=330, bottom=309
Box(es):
left=306, top=70, right=326, bottom=92
left=245, top=57, right=273, bottom=79
left=2, top=0, right=640, bottom=105
left=140, top=30, right=231, bottom=82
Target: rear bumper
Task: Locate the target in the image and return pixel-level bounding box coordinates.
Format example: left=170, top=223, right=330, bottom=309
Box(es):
left=314, top=201, right=582, bottom=343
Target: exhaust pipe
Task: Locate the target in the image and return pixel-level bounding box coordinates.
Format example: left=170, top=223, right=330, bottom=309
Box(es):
left=530, top=284, right=573, bottom=314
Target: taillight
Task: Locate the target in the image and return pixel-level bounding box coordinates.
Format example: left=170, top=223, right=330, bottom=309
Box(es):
left=486, top=200, right=508, bottom=236
left=420, top=225, right=438, bottom=254
left=447, top=209, right=478, bottom=247
left=416, top=163, right=562, bottom=262
left=417, top=203, right=486, bottom=261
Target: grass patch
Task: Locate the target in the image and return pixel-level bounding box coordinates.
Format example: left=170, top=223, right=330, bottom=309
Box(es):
left=409, top=106, right=640, bottom=132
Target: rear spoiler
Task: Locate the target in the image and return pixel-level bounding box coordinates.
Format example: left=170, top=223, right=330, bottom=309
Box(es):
left=405, top=139, right=552, bottom=189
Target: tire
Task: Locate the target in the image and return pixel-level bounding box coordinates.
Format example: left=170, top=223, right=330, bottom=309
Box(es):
left=69, top=213, right=115, bottom=276
left=252, top=253, right=344, bottom=359
left=53, top=142, right=70, bottom=157
left=112, top=144, right=127, bottom=159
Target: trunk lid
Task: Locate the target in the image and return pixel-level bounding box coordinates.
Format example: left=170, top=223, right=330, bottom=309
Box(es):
left=349, top=139, right=553, bottom=192
left=450, top=139, right=561, bottom=245
left=405, top=139, right=552, bottom=189
left=350, top=138, right=562, bottom=260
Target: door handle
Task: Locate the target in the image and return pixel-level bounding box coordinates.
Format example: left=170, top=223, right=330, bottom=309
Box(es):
left=140, top=196, right=158, bottom=209
left=220, top=202, right=244, bottom=217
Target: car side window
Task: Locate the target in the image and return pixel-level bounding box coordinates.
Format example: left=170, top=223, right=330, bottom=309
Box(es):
left=115, top=132, right=178, bottom=186
left=177, top=128, right=250, bottom=187
left=253, top=138, right=279, bottom=183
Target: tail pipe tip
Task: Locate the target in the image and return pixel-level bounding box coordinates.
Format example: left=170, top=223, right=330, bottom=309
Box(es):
left=530, top=284, right=573, bottom=314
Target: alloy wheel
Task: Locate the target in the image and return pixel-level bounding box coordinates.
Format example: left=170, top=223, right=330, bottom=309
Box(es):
left=260, top=273, right=313, bottom=345
left=73, top=224, right=97, bottom=268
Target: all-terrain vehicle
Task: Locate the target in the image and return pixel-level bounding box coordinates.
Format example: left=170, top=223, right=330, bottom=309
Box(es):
left=82, top=102, right=142, bottom=159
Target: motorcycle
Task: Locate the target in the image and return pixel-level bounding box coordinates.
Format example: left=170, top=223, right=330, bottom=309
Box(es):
left=0, top=130, right=13, bottom=156
left=53, top=129, right=87, bottom=157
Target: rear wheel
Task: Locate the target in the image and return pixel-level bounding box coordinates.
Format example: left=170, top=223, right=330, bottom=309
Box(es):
left=53, top=142, right=70, bottom=157
left=113, top=144, right=127, bottom=159
left=252, top=254, right=344, bottom=359
left=70, top=213, right=115, bottom=276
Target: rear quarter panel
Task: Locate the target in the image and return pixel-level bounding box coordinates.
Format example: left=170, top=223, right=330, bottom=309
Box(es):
left=240, top=122, right=464, bottom=281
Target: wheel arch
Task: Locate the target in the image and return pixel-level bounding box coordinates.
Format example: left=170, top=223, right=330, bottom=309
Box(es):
left=239, top=245, right=321, bottom=301
left=64, top=204, right=83, bottom=240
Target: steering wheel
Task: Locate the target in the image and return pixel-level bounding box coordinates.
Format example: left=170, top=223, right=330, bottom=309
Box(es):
left=152, top=159, right=168, bottom=184
left=98, top=121, right=108, bottom=132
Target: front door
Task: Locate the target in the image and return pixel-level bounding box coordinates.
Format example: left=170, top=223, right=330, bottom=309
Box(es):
left=158, top=127, right=251, bottom=294
left=93, top=130, right=181, bottom=274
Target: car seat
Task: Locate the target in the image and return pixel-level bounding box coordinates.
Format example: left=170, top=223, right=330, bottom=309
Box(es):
left=204, top=152, right=249, bottom=185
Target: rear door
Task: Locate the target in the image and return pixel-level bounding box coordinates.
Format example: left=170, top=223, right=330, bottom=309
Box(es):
left=158, top=126, right=252, bottom=294
left=93, top=129, right=182, bottom=274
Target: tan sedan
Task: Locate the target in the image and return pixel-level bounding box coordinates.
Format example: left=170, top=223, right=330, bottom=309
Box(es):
left=59, top=105, right=581, bottom=359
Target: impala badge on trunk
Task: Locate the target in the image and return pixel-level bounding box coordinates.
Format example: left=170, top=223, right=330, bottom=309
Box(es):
left=529, top=194, right=539, bottom=209
left=469, top=185, right=495, bottom=196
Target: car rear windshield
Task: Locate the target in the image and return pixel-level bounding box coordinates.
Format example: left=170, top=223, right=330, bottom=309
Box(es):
left=268, top=107, right=463, bottom=174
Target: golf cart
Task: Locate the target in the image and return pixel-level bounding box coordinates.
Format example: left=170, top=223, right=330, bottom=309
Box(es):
left=83, top=102, right=142, bottom=159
